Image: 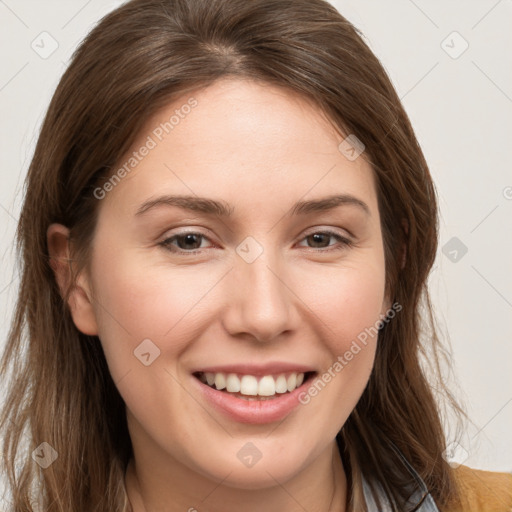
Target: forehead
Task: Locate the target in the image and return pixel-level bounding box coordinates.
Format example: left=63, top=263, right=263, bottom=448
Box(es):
left=99, top=78, right=378, bottom=218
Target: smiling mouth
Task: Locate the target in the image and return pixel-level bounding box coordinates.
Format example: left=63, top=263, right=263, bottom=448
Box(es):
left=193, top=371, right=316, bottom=400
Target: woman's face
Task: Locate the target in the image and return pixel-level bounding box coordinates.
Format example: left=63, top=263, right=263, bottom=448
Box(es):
left=73, top=78, right=389, bottom=488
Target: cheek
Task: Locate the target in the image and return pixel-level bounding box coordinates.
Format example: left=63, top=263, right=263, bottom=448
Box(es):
left=88, top=254, right=210, bottom=447
left=292, top=257, right=386, bottom=406
left=87, top=247, right=209, bottom=383
left=297, top=258, right=386, bottom=350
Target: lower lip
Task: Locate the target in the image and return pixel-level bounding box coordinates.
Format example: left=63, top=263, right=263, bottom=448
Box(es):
left=192, top=375, right=313, bottom=424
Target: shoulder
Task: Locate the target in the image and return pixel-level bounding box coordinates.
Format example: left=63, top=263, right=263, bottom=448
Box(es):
left=441, top=464, right=512, bottom=512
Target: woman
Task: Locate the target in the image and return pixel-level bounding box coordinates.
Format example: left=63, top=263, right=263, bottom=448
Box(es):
left=1, top=0, right=511, bottom=510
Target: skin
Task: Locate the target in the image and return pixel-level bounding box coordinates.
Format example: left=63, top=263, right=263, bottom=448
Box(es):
left=48, top=78, right=391, bottom=512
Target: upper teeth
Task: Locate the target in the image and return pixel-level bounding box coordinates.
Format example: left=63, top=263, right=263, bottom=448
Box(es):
left=199, top=372, right=305, bottom=396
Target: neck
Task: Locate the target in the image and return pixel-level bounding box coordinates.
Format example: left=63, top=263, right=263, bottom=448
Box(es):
left=125, top=439, right=347, bottom=512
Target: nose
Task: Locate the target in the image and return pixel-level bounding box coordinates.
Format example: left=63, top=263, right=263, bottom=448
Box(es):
left=221, top=248, right=299, bottom=343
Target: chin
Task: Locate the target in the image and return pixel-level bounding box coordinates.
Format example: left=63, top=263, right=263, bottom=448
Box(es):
left=190, top=442, right=311, bottom=490
left=211, top=463, right=300, bottom=490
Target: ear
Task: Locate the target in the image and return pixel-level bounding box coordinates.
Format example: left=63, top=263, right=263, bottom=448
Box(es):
left=47, top=223, right=98, bottom=336
left=400, top=218, right=408, bottom=270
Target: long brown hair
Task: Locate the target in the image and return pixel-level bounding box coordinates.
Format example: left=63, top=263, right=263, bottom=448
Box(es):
left=0, top=0, right=467, bottom=510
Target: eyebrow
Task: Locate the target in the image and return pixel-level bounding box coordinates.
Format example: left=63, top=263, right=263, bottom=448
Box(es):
left=135, top=193, right=370, bottom=218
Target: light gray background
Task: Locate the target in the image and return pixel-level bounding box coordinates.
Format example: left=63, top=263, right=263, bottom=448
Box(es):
left=0, top=0, right=511, bottom=479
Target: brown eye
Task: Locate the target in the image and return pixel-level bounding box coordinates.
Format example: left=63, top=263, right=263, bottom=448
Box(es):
left=305, top=233, right=332, bottom=248
left=160, top=232, right=212, bottom=253
left=298, top=231, right=353, bottom=252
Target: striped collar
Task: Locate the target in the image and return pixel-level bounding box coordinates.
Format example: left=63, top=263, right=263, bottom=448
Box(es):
left=360, top=446, right=440, bottom=511
left=361, top=473, right=440, bottom=511
left=336, top=434, right=440, bottom=511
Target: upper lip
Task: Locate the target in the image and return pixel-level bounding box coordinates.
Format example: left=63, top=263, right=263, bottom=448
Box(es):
left=192, top=362, right=317, bottom=376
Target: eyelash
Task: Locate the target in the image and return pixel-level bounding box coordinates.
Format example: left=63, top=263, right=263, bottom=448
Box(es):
left=158, top=229, right=353, bottom=255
